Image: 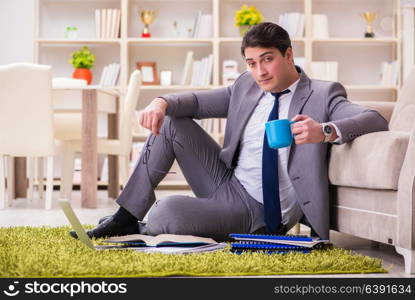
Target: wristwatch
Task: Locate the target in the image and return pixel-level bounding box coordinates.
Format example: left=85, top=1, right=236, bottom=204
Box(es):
left=321, top=123, right=333, bottom=143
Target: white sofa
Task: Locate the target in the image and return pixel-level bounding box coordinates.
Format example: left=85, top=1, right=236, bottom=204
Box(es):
left=329, top=68, right=415, bottom=274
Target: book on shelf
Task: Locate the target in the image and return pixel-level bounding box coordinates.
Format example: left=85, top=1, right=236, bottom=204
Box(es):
left=99, top=63, right=120, bottom=86
left=205, top=54, right=214, bottom=86
left=197, top=14, right=213, bottom=38
left=278, top=12, right=304, bottom=38
left=219, top=118, right=227, bottom=134
left=106, top=9, right=113, bottom=39
left=310, top=61, right=338, bottom=81
left=190, top=54, right=213, bottom=86
left=190, top=60, right=201, bottom=86
left=181, top=51, right=194, bottom=85
left=95, top=8, right=120, bottom=39
left=312, top=14, right=329, bottom=39
left=191, top=10, right=202, bottom=38
left=95, top=9, right=100, bottom=39
left=200, top=118, right=215, bottom=134
left=380, top=61, right=398, bottom=86
left=191, top=11, right=212, bottom=38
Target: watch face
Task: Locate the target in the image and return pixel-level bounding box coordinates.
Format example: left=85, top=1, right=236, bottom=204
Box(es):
left=324, top=125, right=332, bottom=135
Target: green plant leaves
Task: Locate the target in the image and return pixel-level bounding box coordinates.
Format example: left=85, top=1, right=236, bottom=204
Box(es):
left=69, top=46, right=95, bottom=69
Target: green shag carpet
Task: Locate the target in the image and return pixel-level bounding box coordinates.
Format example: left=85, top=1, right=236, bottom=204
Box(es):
left=0, top=226, right=387, bottom=277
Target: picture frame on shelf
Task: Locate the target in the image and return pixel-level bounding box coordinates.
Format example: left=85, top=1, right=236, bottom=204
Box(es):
left=136, top=61, right=159, bottom=85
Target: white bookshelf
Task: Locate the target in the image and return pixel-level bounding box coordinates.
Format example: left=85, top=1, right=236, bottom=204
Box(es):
left=34, top=0, right=402, bottom=187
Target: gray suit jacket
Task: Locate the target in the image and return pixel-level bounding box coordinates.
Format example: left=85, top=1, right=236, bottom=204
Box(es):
left=161, top=68, right=388, bottom=239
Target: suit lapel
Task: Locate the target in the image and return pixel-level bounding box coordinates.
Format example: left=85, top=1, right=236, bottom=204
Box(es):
left=288, top=68, right=314, bottom=120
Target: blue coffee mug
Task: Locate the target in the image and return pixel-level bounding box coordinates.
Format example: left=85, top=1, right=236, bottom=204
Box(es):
left=265, top=119, right=296, bottom=149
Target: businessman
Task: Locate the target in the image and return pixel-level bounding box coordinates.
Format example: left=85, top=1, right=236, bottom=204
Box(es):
left=70, top=22, right=388, bottom=241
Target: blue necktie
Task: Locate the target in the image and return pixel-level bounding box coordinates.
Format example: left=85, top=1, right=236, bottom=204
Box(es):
left=262, top=89, right=290, bottom=234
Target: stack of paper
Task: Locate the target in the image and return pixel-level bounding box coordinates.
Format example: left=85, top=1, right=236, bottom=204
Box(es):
left=95, top=8, right=121, bottom=39
left=278, top=12, right=305, bottom=38
left=380, top=61, right=398, bottom=86
left=98, top=63, right=120, bottom=86
left=310, top=61, right=338, bottom=81
left=312, top=14, right=329, bottom=38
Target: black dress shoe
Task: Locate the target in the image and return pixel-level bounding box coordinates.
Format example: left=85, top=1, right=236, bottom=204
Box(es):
left=69, top=216, right=139, bottom=239
left=98, top=215, right=113, bottom=225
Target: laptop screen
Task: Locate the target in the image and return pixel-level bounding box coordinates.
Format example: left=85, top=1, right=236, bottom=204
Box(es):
left=59, top=200, right=95, bottom=249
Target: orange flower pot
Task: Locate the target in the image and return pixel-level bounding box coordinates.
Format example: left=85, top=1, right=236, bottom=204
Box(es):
left=72, top=68, right=93, bottom=85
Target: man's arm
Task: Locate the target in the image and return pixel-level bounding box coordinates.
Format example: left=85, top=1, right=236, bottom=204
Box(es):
left=291, top=82, right=389, bottom=145
left=138, top=72, right=247, bottom=135
left=326, top=82, right=389, bottom=143
left=160, top=86, right=233, bottom=119
left=138, top=87, right=232, bottom=136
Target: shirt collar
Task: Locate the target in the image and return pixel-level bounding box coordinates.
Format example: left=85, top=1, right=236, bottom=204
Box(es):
left=265, top=77, right=301, bottom=99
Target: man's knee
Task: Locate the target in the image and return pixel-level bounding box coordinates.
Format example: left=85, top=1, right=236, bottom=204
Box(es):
left=161, top=116, right=193, bottom=136
left=146, top=195, right=188, bottom=235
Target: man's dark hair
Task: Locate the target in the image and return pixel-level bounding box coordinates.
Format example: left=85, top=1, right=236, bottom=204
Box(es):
left=241, top=22, right=292, bottom=57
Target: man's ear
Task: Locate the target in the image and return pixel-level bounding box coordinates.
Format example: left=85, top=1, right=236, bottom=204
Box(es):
left=284, top=47, right=294, bottom=63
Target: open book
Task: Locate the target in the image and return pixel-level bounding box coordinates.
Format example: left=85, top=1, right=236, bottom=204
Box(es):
left=103, top=234, right=217, bottom=247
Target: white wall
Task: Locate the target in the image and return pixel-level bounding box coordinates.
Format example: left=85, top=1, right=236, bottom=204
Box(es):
left=0, top=0, right=34, bottom=64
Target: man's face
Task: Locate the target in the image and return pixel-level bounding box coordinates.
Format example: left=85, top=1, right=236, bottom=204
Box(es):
left=244, top=46, right=293, bottom=92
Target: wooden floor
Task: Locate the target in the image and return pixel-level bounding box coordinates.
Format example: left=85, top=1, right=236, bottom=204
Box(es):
left=0, top=189, right=414, bottom=278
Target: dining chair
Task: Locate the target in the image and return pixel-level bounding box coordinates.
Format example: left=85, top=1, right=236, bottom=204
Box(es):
left=61, top=70, right=142, bottom=199
left=0, top=63, right=69, bottom=209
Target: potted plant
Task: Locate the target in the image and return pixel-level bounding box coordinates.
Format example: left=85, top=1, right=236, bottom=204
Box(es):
left=69, top=46, right=95, bottom=84
left=234, top=4, right=264, bottom=37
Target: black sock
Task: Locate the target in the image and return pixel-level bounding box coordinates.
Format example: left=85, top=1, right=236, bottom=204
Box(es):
left=112, top=206, right=138, bottom=226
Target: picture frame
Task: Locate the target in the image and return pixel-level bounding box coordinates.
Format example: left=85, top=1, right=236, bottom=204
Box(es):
left=136, top=61, right=159, bottom=85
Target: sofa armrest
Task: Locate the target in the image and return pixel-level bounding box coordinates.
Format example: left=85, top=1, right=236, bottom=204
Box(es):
left=354, top=101, right=395, bottom=123
left=329, top=130, right=410, bottom=190
left=396, top=123, right=415, bottom=250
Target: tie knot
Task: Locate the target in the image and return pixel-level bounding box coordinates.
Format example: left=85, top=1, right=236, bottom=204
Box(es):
left=271, top=89, right=290, bottom=100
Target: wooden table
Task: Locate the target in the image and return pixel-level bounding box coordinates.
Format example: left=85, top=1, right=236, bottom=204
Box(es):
left=14, top=87, right=120, bottom=208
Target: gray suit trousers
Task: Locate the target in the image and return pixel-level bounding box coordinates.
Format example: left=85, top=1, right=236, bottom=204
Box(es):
left=116, top=116, right=265, bottom=241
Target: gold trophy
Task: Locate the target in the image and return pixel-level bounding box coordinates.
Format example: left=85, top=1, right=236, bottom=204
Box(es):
left=140, top=9, right=156, bottom=38
left=362, top=12, right=377, bottom=38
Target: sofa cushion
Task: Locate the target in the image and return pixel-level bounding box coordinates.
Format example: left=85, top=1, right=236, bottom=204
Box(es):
left=329, top=131, right=409, bottom=190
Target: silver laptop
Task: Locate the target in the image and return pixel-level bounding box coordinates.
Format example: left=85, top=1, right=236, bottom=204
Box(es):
left=59, top=200, right=134, bottom=250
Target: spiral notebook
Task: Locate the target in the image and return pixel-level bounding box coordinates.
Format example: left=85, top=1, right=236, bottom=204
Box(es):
left=229, top=233, right=329, bottom=248
left=229, top=233, right=329, bottom=254
left=230, top=241, right=311, bottom=254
